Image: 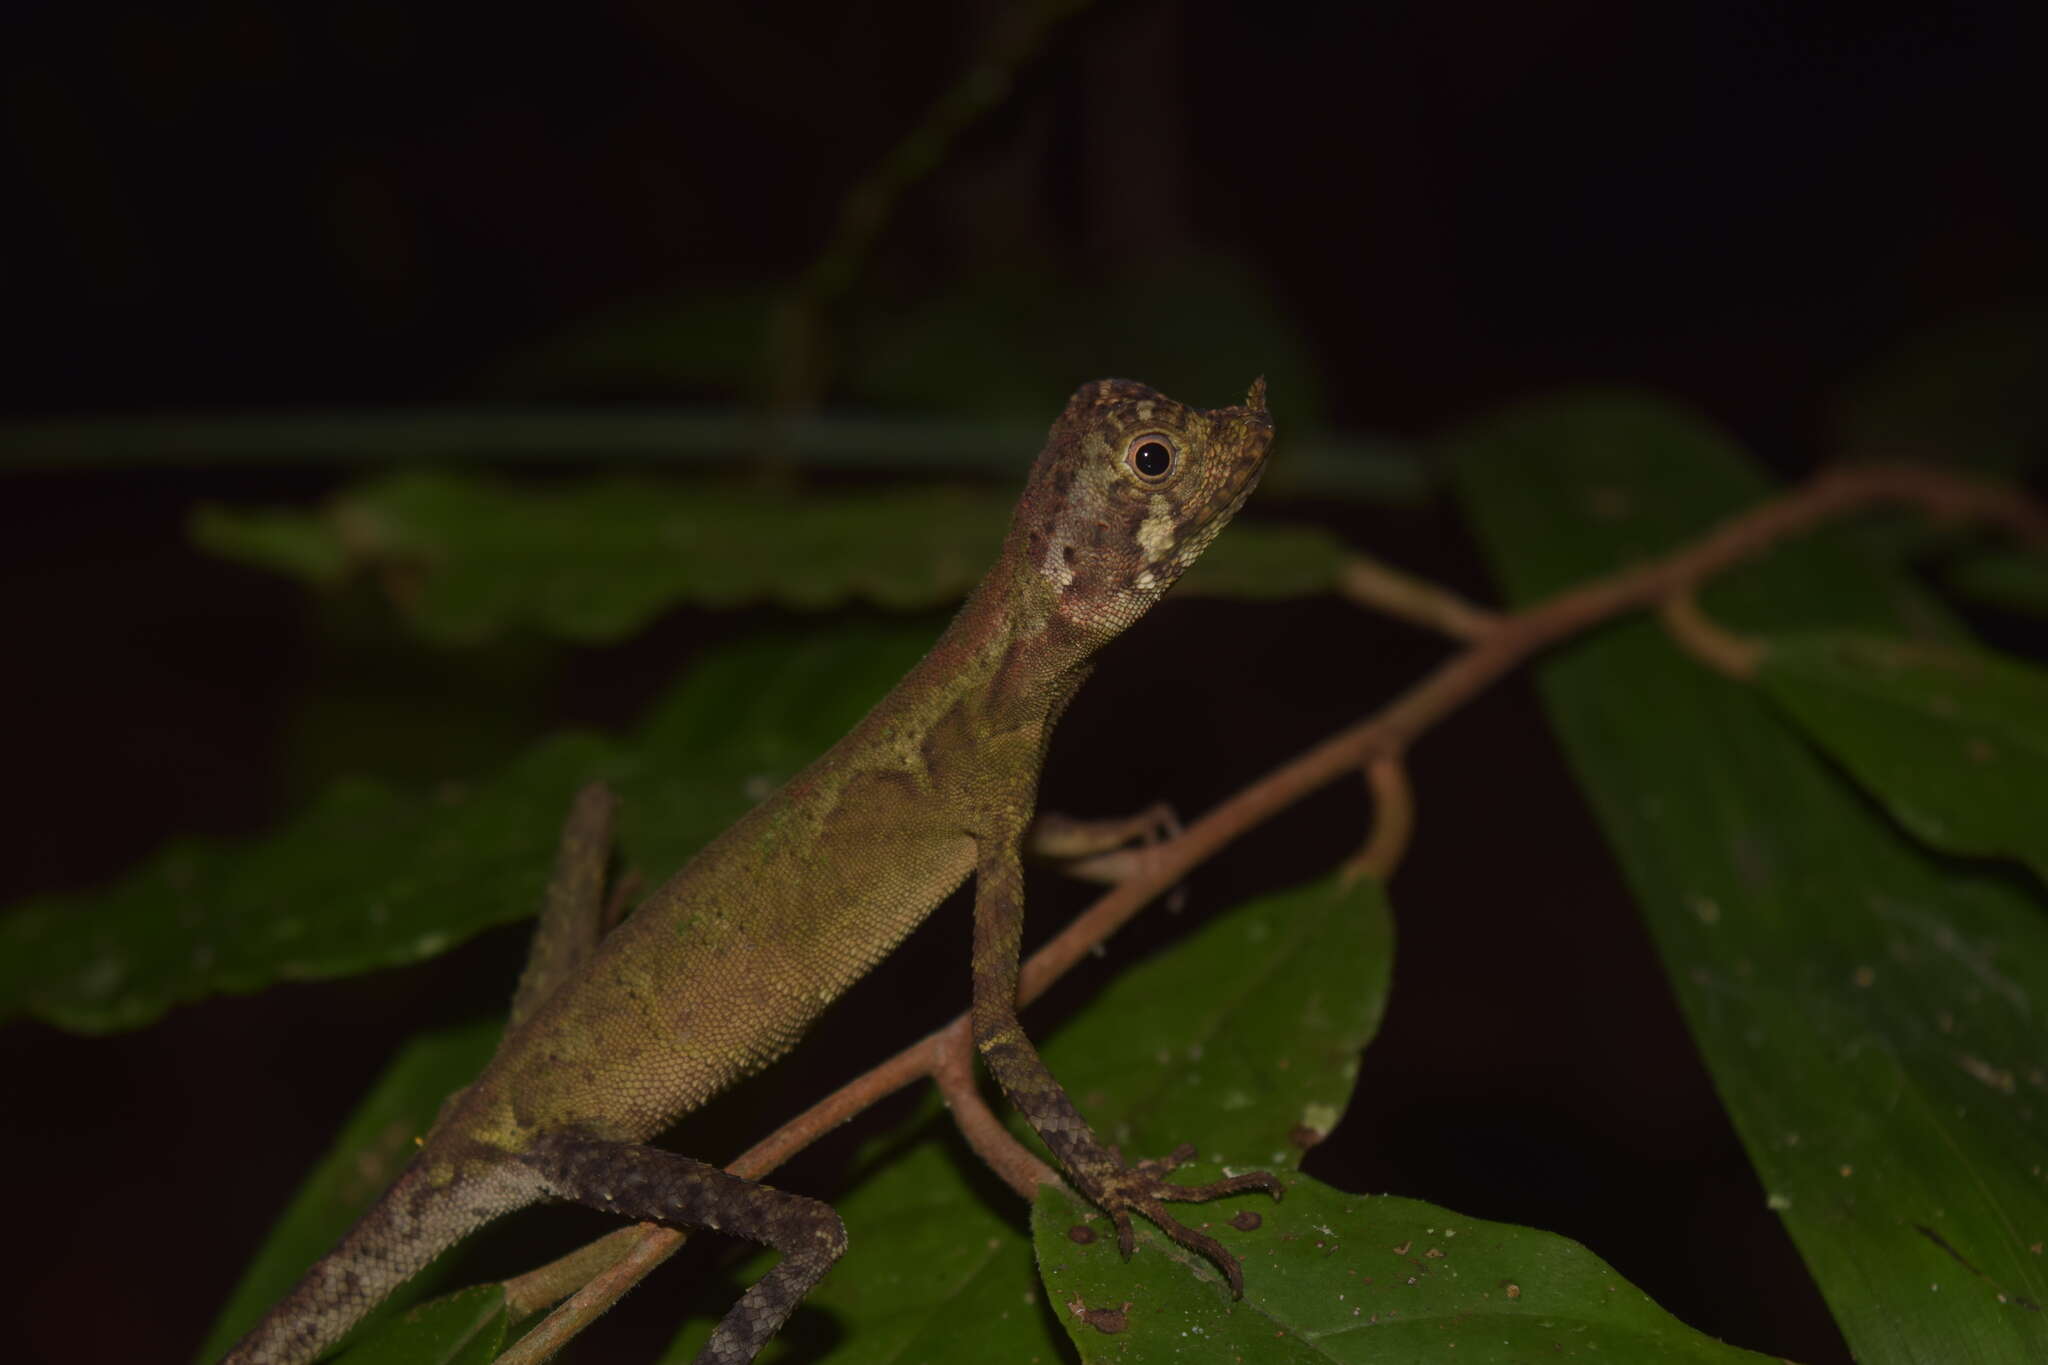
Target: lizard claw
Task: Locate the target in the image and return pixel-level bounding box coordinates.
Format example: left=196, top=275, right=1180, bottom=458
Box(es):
left=1089, top=1147, right=1284, bottom=1299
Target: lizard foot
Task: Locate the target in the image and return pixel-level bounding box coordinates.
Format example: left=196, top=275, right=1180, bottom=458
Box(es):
left=1031, top=803, right=1191, bottom=911
left=1091, top=1143, right=1284, bottom=1297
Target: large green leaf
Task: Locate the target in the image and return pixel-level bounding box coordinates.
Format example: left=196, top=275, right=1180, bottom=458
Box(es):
left=191, top=472, right=1351, bottom=645
left=1018, top=877, right=1764, bottom=1362
left=1453, top=393, right=2048, bottom=1365
left=1033, top=1175, right=1783, bottom=1363
left=1755, top=632, right=2048, bottom=883
left=1026, top=875, right=1393, bottom=1169
left=196, top=1020, right=503, bottom=1361
left=1, top=625, right=937, bottom=1032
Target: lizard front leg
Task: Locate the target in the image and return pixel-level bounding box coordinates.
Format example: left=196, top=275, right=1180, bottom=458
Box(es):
left=968, top=836, right=1282, bottom=1293
left=507, top=781, right=619, bottom=1031
left=521, top=1134, right=846, bottom=1365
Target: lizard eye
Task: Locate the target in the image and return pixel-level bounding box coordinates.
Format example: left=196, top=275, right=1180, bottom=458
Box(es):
left=1124, top=433, right=1177, bottom=483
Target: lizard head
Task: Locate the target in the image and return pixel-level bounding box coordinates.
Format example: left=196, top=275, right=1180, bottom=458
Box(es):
left=1014, top=377, right=1274, bottom=639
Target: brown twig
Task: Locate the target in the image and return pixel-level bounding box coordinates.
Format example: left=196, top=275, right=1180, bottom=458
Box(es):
left=502, top=1227, right=640, bottom=1319
left=1659, top=590, right=1764, bottom=679
left=1343, top=755, right=1415, bottom=883
left=497, top=1218, right=705, bottom=1364
left=1339, top=553, right=1502, bottom=640
left=932, top=1027, right=1056, bottom=1202
left=496, top=459, right=2039, bottom=1359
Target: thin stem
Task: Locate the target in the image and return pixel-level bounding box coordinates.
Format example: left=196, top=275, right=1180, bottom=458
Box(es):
left=1659, top=591, right=1763, bottom=680
left=1339, top=554, right=1501, bottom=640
left=933, top=1028, right=1056, bottom=1202
left=1344, top=756, right=1415, bottom=883
left=501, top=1227, right=640, bottom=1320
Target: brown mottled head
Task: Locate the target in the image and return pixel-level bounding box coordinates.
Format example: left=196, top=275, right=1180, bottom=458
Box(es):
left=1010, top=377, right=1273, bottom=639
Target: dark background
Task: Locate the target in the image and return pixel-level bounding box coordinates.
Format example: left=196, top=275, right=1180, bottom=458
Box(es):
left=3, top=2, right=2039, bottom=1361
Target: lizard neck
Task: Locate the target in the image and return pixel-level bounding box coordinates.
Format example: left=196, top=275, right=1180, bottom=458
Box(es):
left=929, top=541, right=1101, bottom=736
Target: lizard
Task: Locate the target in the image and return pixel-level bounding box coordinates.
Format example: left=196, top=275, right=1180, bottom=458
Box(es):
left=221, top=377, right=1279, bottom=1365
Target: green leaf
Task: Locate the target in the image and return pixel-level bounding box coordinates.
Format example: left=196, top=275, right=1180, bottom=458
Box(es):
left=1033, top=1174, right=1780, bottom=1363
left=1945, top=548, right=2048, bottom=618
left=1027, top=873, right=1768, bottom=1361
left=191, top=472, right=1352, bottom=646
left=1032, top=875, right=1393, bottom=1168
left=195, top=1020, right=502, bottom=1361
left=331, top=1285, right=509, bottom=1365
left=1756, top=632, right=2048, bottom=882
left=1453, top=392, right=2048, bottom=1365
left=1, top=624, right=937, bottom=1032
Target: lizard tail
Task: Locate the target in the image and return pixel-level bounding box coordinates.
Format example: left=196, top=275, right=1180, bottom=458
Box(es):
left=219, top=1149, right=543, bottom=1364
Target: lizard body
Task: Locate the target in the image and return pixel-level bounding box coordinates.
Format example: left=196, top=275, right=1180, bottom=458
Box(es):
left=223, top=377, right=1276, bottom=1364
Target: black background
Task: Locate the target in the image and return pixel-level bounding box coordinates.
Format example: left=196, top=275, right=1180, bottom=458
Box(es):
left=3, top=2, right=2039, bottom=1361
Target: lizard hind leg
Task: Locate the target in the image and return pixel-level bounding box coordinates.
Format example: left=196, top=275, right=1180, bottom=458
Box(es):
left=521, top=1134, right=847, bottom=1365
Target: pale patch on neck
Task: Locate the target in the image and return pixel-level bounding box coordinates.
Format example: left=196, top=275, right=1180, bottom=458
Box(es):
left=1040, top=535, right=1075, bottom=589
left=1136, top=494, right=1178, bottom=563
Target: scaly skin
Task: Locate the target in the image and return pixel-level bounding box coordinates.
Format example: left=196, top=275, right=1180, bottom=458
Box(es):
left=223, top=377, right=1276, bottom=1364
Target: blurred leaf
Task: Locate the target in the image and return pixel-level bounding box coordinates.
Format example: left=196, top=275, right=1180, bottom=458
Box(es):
left=191, top=501, right=350, bottom=585
left=195, top=473, right=1009, bottom=644
left=1756, top=632, right=2048, bottom=883
left=1454, top=392, right=2048, bottom=1364
left=1028, top=875, right=1392, bottom=1169
left=195, top=1020, right=502, bottom=1361
left=1828, top=307, right=2048, bottom=476
left=485, top=282, right=781, bottom=397
left=1946, top=548, right=2048, bottom=618
left=840, top=255, right=1328, bottom=430
left=1, top=624, right=936, bottom=1032
left=193, top=471, right=1355, bottom=645
left=1034, top=1175, right=1781, bottom=1363
left=331, top=1286, right=508, bottom=1365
